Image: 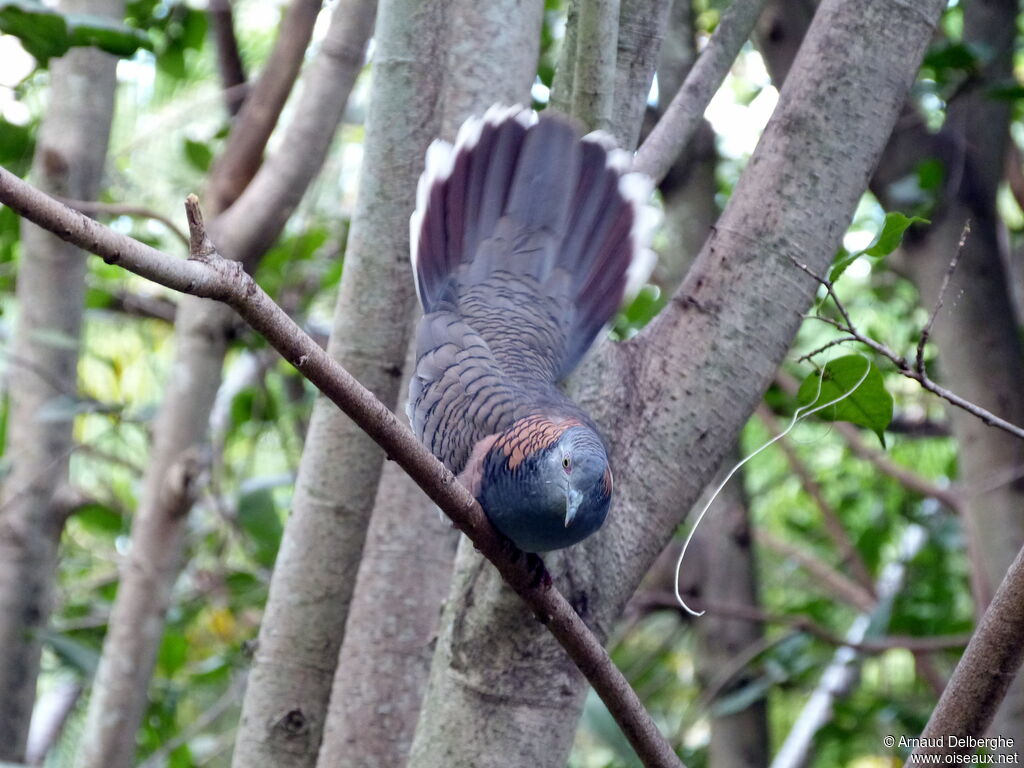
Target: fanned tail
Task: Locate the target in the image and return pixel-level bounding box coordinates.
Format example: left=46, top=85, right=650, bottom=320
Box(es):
left=410, top=105, right=657, bottom=382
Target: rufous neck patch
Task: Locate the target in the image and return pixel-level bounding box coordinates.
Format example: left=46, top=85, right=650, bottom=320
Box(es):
left=494, top=415, right=584, bottom=470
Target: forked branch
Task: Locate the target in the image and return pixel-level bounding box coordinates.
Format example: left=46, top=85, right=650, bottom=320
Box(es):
left=792, top=240, right=1024, bottom=442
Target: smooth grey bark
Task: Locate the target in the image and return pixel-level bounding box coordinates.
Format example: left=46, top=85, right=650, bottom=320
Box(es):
left=230, top=0, right=446, bottom=765
left=205, top=0, right=323, bottom=212
left=316, top=2, right=543, bottom=765
left=692, top=476, right=769, bottom=768
left=76, top=2, right=374, bottom=766
left=550, top=0, right=580, bottom=115
left=610, top=0, right=671, bottom=150
left=0, top=0, right=122, bottom=757
left=572, top=0, right=621, bottom=131
left=408, top=1, right=945, bottom=766
left=633, top=0, right=768, bottom=182
left=315, top=448, right=458, bottom=768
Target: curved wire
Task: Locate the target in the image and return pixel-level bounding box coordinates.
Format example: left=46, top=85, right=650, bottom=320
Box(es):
left=673, top=354, right=873, bottom=616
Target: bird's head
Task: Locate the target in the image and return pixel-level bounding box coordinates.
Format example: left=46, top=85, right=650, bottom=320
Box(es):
left=477, top=420, right=613, bottom=553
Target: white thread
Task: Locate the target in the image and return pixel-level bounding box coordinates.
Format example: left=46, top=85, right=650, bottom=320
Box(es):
left=674, top=354, right=873, bottom=616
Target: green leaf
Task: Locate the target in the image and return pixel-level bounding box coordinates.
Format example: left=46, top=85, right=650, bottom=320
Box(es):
left=183, top=138, right=213, bottom=172
left=237, top=489, right=282, bottom=568
left=157, top=44, right=186, bottom=80
left=829, top=212, right=928, bottom=282
left=0, top=119, right=34, bottom=171
left=74, top=502, right=124, bottom=535
left=916, top=158, right=944, bottom=192
left=0, top=0, right=69, bottom=62
left=924, top=41, right=979, bottom=74
left=168, top=744, right=192, bottom=768
left=987, top=82, right=1024, bottom=101
left=66, top=13, right=152, bottom=57
left=612, top=285, right=665, bottom=338
left=40, top=630, right=99, bottom=675
left=0, top=0, right=150, bottom=63
left=797, top=355, right=893, bottom=445
left=862, top=212, right=928, bottom=258
left=179, top=6, right=207, bottom=50
left=158, top=631, right=188, bottom=676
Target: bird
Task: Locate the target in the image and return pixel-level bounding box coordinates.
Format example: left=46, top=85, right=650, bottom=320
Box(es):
left=408, top=105, right=655, bottom=553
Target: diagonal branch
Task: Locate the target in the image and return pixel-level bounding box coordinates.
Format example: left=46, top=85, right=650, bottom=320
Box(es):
left=633, top=0, right=768, bottom=182
left=206, top=0, right=323, bottom=214
left=909, top=538, right=1024, bottom=763
left=0, top=166, right=685, bottom=768
left=208, top=0, right=249, bottom=116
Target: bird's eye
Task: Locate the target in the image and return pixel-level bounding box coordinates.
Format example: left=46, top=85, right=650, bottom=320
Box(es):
left=562, top=456, right=571, bottom=471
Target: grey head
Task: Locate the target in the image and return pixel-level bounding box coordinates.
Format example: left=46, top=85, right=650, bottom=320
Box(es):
left=476, top=418, right=613, bottom=553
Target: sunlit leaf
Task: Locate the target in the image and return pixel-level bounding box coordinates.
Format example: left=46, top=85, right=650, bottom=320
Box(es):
left=829, top=212, right=928, bottom=283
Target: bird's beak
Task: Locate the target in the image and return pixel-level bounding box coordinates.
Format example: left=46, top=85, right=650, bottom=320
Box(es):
left=565, top=486, right=583, bottom=527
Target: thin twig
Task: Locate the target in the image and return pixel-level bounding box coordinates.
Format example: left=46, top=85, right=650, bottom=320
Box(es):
left=916, top=220, right=970, bottom=376
left=795, top=335, right=860, bottom=363
left=0, top=167, right=685, bottom=768
left=755, top=529, right=876, bottom=612
left=57, top=198, right=189, bottom=247
left=634, top=591, right=970, bottom=654
left=792, top=257, right=1024, bottom=441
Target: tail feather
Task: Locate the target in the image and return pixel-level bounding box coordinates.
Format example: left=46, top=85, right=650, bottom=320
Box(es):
left=411, top=105, right=657, bottom=383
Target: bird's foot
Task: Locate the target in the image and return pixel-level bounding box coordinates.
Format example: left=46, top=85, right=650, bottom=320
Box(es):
left=525, top=552, right=552, bottom=591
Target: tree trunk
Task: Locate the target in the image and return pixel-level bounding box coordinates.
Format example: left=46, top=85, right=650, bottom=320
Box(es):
left=229, top=0, right=447, bottom=764
left=571, top=0, right=621, bottom=132
left=76, top=2, right=374, bottom=765
left=611, top=0, right=671, bottom=150
left=315, top=2, right=542, bottom=765
left=408, top=1, right=945, bottom=765
left=0, top=0, right=122, bottom=757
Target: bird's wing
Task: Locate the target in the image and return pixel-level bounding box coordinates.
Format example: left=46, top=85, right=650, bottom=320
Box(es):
left=408, top=310, right=523, bottom=474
